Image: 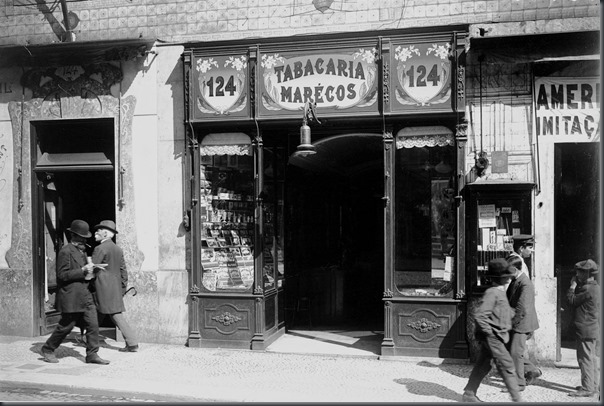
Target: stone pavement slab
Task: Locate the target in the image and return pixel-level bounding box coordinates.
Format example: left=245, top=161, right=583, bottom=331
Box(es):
left=0, top=333, right=599, bottom=403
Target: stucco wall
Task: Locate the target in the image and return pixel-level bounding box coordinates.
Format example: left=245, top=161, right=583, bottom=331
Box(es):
left=118, top=46, right=188, bottom=344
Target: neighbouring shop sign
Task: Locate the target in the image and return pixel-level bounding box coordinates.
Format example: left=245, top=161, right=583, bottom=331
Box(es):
left=390, top=41, right=453, bottom=113
left=258, top=48, right=378, bottom=117
left=194, top=54, right=249, bottom=119
left=534, top=77, right=600, bottom=142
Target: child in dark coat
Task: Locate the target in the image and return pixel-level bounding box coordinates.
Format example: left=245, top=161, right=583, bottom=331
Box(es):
left=463, top=258, right=522, bottom=402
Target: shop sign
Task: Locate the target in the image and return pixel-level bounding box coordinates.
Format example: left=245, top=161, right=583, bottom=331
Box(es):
left=391, top=41, right=452, bottom=112
left=258, top=48, right=378, bottom=115
left=534, top=77, right=600, bottom=142
left=194, top=54, right=249, bottom=118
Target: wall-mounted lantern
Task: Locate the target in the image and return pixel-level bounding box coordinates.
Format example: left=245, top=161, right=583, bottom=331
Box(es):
left=294, top=100, right=321, bottom=157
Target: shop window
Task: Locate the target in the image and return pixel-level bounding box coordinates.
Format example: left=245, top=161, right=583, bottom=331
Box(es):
left=199, top=133, right=255, bottom=292
left=394, top=127, right=456, bottom=297
left=466, top=184, right=533, bottom=288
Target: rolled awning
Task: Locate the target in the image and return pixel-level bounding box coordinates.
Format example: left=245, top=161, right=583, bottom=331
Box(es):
left=200, top=133, right=252, bottom=156
left=395, top=126, right=454, bottom=149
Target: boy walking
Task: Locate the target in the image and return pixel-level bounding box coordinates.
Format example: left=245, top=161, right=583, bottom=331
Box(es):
left=463, top=258, right=522, bottom=402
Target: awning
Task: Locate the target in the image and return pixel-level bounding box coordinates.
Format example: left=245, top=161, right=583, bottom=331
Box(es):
left=469, top=31, right=599, bottom=64
left=34, top=152, right=113, bottom=171
left=0, top=39, right=154, bottom=68
left=200, top=133, right=252, bottom=156
left=395, top=126, right=454, bottom=149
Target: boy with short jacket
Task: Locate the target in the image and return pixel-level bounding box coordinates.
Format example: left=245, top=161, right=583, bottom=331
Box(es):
left=463, top=258, right=522, bottom=402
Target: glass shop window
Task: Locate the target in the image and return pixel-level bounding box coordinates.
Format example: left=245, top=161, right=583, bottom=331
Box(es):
left=394, top=129, right=456, bottom=297
left=199, top=134, right=255, bottom=292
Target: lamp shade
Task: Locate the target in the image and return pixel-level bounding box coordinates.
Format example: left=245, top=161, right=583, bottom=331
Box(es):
left=295, top=124, right=316, bottom=156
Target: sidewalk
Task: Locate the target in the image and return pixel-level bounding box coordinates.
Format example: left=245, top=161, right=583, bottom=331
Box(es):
left=0, top=331, right=599, bottom=403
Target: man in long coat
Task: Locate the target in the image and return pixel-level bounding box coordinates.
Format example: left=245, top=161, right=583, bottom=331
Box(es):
left=91, top=220, right=139, bottom=352
left=505, top=255, right=541, bottom=390
left=567, top=259, right=600, bottom=397
left=41, top=220, right=110, bottom=365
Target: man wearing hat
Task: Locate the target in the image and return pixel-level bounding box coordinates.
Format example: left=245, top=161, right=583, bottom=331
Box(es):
left=41, top=220, right=110, bottom=365
left=566, top=259, right=600, bottom=397
left=463, top=258, right=522, bottom=402
left=91, top=220, right=139, bottom=352
left=508, top=234, right=534, bottom=278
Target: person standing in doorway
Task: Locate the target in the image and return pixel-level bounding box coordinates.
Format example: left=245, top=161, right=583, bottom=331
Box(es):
left=41, top=220, right=110, bottom=365
left=462, top=259, right=522, bottom=403
left=567, top=259, right=600, bottom=398
left=508, top=234, right=534, bottom=278
left=505, top=255, right=542, bottom=391
left=91, top=220, right=139, bottom=352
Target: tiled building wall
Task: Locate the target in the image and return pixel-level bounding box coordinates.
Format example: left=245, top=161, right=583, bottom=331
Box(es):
left=0, top=0, right=599, bottom=46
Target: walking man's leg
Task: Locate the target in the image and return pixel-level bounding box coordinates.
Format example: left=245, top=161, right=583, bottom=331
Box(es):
left=109, top=312, right=138, bottom=347
left=82, top=304, right=109, bottom=364
left=489, top=335, right=522, bottom=402
left=41, top=314, right=78, bottom=363
left=463, top=340, right=492, bottom=401
left=509, top=332, right=527, bottom=388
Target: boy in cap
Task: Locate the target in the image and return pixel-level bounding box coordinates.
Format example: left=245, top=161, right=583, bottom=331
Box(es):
left=91, top=220, right=139, bottom=352
left=567, top=259, right=600, bottom=397
left=463, top=258, right=522, bottom=402
left=508, top=234, right=534, bottom=278
left=41, top=220, right=110, bottom=365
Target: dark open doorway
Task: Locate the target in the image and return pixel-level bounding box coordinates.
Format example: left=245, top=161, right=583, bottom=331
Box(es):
left=32, top=118, right=115, bottom=335
left=555, top=142, right=600, bottom=359
left=284, top=134, right=384, bottom=339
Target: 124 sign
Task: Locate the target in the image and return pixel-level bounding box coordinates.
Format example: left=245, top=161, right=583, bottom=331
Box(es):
left=394, top=43, right=452, bottom=106
left=196, top=56, right=248, bottom=115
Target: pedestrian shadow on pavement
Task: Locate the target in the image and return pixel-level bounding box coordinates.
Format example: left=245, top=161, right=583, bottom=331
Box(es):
left=416, top=360, right=472, bottom=379
left=487, top=375, right=578, bottom=395
left=69, top=336, right=123, bottom=351
left=394, top=377, right=461, bottom=402
left=30, top=342, right=86, bottom=363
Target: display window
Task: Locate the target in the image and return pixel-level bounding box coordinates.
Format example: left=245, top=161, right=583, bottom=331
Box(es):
left=465, top=185, right=533, bottom=289
left=199, top=134, right=255, bottom=292
left=394, top=127, right=456, bottom=297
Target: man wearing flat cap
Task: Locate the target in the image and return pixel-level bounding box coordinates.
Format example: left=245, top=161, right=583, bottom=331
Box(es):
left=566, top=259, right=600, bottom=397
left=508, top=234, right=534, bottom=278
left=91, top=220, right=139, bottom=352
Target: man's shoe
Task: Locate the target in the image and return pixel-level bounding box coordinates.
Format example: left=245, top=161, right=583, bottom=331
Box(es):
left=525, top=369, right=542, bottom=385
left=568, top=389, right=595, bottom=397
left=462, top=392, right=483, bottom=402
left=118, top=344, right=139, bottom=353
left=86, top=354, right=110, bottom=365
left=41, top=349, right=59, bottom=363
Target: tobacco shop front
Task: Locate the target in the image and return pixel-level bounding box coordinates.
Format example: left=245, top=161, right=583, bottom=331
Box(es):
left=184, top=29, right=470, bottom=358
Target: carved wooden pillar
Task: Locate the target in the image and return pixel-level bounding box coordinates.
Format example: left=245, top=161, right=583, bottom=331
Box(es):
left=381, top=130, right=395, bottom=354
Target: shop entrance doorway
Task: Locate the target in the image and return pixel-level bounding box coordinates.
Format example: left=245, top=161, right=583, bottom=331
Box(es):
left=31, top=118, right=115, bottom=335
left=284, top=133, right=384, bottom=352
left=555, top=142, right=600, bottom=360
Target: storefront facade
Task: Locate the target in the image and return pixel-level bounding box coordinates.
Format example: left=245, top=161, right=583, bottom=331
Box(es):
left=0, top=1, right=598, bottom=363
left=183, top=30, right=470, bottom=356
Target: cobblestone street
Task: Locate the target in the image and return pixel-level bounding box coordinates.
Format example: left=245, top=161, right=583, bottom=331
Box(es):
left=0, top=384, right=158, bottom=402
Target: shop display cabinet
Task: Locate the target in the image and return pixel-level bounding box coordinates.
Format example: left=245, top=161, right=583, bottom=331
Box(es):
left=465, top=182, right=534, bottom=291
